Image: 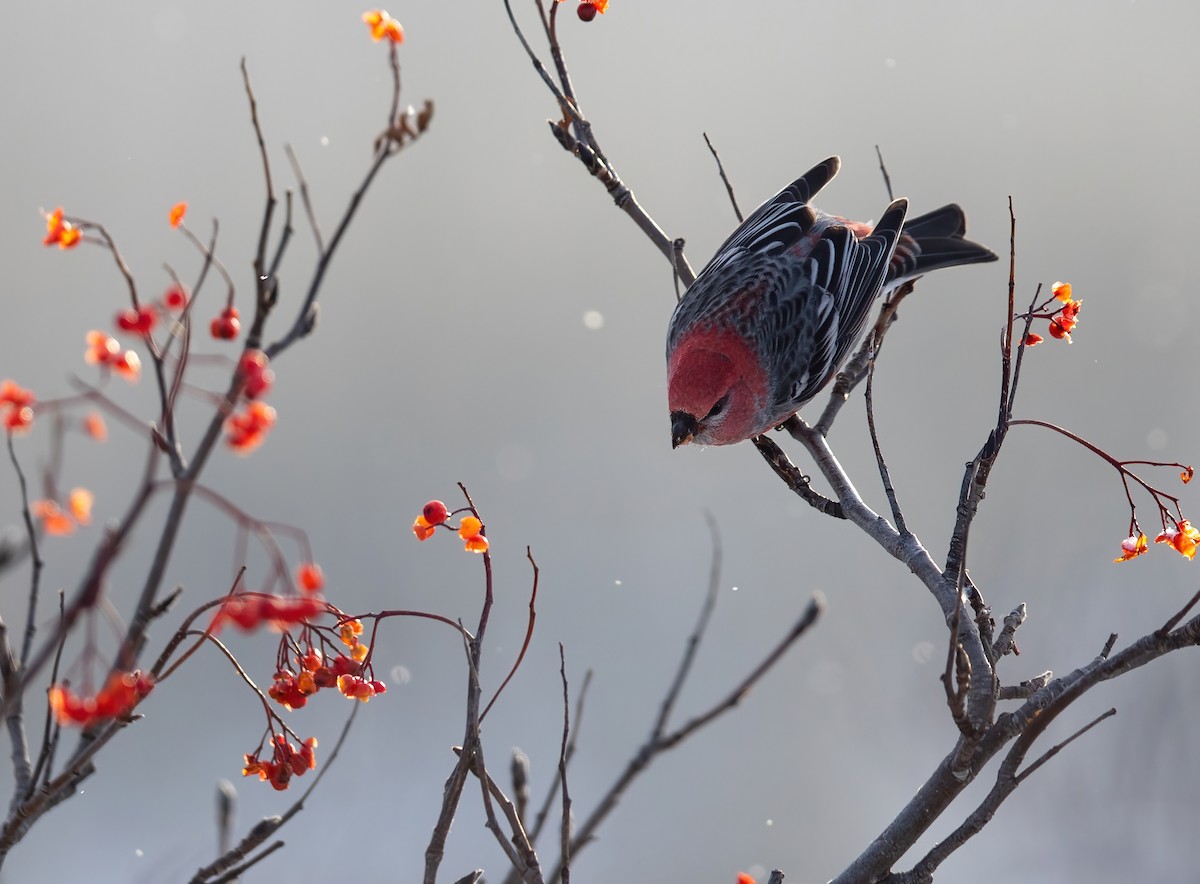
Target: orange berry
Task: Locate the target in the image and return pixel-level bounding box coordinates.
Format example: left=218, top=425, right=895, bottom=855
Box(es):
left=458, top=515, right=482, bottom=539
left=297, top=562, right=324, bottom=593
left=412, top=516, right=436, bottom=541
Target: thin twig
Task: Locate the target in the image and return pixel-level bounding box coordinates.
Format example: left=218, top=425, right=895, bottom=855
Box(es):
left=284, top=144, right=325, bottom=253
left=814, top=286, right=908, bottom=436
left=8, top=435, right=44, bottom=668
left=651, top=512, right=722, bottom=738
left=481, top=547, right=539, bottom=722
left=241, top=58, right=276, bottom=293
left=525, top=670, right=591, bottom=849
left=208, top=841, right=285, bottom=884
left=864, top=348, right=906, bottom=533
left=940, top=599, right=971, bottom=737
left=874, top=145, right=894, bottom=202
left=703, top=132, right=742, bottom=222
left=557, top=644, right=572, bottom=884
left=26, top=593, right=67, bottom=797
left=1158, top=587, right=1200, bottom=637
left=1016, top=707, right=1116, bottom=783
left=658, top=596, right=823, bottom=750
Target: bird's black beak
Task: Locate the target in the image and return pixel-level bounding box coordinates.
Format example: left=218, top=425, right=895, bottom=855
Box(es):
left=670, top=411, right=699, bottom=449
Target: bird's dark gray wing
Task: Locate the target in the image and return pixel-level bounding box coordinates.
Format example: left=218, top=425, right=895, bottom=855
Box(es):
left=763, top=198, right=909, bottom=416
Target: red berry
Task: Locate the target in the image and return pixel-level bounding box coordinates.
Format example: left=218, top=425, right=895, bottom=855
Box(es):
left=423, top=499, right=449, bottom=526
left=210, top=307, right=241, bottom=340
left=116, top=305, right=157, bottom=335
left=238, top=350, right=275, bottom=399
left=577, top=2, right=597, bottom=21
left=313, top=667, right=337, bottom=688
left=163, top=285, right=188, bottom=311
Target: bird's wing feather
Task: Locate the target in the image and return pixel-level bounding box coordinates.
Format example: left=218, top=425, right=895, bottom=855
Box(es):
left=699, top=157, right=841, bottom=276
left=765, top=198, right=909, bottom=415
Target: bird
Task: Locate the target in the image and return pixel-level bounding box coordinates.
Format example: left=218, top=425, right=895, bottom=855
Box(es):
left=666, top=156, right=998, bottom=448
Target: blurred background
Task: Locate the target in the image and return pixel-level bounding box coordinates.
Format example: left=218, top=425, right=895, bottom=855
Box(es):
left=1, top=1, right=1198, bottom=881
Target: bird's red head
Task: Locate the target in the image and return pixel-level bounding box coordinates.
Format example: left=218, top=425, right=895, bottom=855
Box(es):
left=667, top=328, right=768, bottom=448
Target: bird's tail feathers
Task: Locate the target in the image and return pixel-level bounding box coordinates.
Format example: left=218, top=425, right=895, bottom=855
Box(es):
left=891, top=204, right=998, bottom=282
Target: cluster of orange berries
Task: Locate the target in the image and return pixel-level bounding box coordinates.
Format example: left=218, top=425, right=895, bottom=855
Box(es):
left=225, top=401, right=277, bottom=454
left=268, top=641, right=385, bottom=709
left=243, top=733, right=318, bottom=792
left=333, top=618, right=389, bottom=701
left=216, top=566, right=385, bottom=787
left=1024, top=281, right=1082, bottom=346
left=225, top=350, right=278, bottom=452
left=84, top=330, right=142, bottom=382
left=1116, top=518, right=1200, bottom=563
left=1113, top=464, right=1195, bottom=563
left=40, top=202, right=278, bottom=454
left=43, top=207, right=81, bottom=249
left=0, top=380, right=35, bottom=434
left=32, top=488, right=93, bottom=537
left=48, top=670, right=155, bottom=726
left=362, top=9, right=404, bottom=43
left=412, top=500, right=489, bottom=553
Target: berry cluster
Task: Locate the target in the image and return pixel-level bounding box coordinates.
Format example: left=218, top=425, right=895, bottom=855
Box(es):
left=243, top=733, right=318, bottom=792
left=48, top=671, right=155, bottom=726
left=0, top=380, right=35, bottom=434
left=412, top=499, right=489, bottom=553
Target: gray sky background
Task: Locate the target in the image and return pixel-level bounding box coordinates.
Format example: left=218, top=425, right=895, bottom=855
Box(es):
left=2, top=2, right=1198, bottom=882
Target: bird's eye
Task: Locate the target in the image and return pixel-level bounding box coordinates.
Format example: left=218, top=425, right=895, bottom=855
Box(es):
left=705, top=396, right=729, bottom=420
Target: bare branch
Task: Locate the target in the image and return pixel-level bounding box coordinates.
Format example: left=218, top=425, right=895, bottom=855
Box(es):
left=547, top=595, right=822, bottom=883
left=1158, top=586, right=1200, bottom=637
left=651, top=513, right=722, bottom=739
left=991, top=604, right=1026, bottom=660
left=751, top=434, right=844, bottom=518
left=525, top=670, right=592, bottom=849
left=997, top=671, right=1051, bottom=701
left=501, top=0, right=694, bottom=285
